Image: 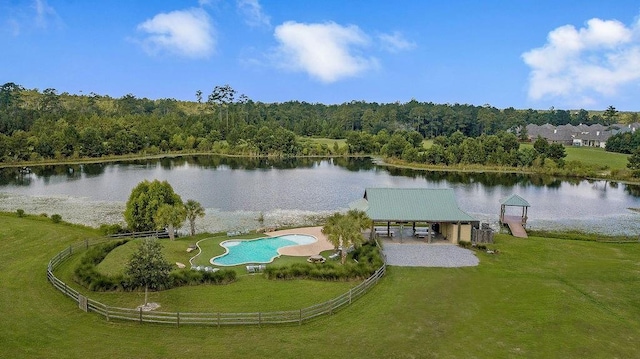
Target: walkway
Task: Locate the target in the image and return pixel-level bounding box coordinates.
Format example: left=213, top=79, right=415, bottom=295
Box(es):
left=382, top=243, right=479, bottom=267
left=502, top=215, right=528, bottom=238
left=266, top=227, right=334, bottom=256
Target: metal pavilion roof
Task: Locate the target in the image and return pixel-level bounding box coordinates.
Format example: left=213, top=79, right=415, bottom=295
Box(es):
left=500, top=194, right=530, bottom=207
left=354, top=188, right=476, bottom=222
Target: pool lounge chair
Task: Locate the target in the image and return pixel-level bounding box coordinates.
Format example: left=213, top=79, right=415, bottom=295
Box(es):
left=246, top=265, right=265, bottom=273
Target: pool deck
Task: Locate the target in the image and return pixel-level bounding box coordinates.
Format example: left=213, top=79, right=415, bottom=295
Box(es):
left=266, top=226, right=335, bottom=257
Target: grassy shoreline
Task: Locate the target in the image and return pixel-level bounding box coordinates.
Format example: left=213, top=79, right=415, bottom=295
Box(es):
left=379, top=157, right=640, bottom=185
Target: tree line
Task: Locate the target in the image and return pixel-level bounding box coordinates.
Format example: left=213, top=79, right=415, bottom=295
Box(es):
left=346, top=130, right=566, bottom=168
left=0, top=82, right=632, bottom=163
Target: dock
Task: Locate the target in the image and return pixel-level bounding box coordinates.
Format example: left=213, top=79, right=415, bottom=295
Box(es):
left=499, top=194, right=530, bottom=238
left=501, top=215, right=528, bottom=238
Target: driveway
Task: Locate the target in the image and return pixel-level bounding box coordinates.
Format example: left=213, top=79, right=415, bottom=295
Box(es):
left=382, top=243, right=479, bottom=267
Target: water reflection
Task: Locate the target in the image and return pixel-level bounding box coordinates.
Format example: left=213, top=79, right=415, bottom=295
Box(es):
left=0, top=156, right=639, bottom=235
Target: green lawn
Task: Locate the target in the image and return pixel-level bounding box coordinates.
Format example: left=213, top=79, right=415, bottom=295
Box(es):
left=2, top=212, right=640, bottom=358
left=301, top=137, right=347, bottom=149
left=520, top=143, right=630, bottom=170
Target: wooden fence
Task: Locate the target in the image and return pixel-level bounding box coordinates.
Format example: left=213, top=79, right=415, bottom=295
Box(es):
left=47, top=236, right=386, bottom=327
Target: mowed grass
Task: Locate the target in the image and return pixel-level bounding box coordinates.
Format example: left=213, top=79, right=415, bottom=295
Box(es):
left=520, top=143, right=630, bottom=170
left=2, top=212, right=640, bottom=358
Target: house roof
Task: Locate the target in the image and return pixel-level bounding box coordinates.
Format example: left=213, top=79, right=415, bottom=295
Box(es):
left=353, top=188, right=476, bottom=222
left=500, top=194, right=530, bottom=207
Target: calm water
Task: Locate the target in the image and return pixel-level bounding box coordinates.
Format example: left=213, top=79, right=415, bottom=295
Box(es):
left=0, top=156, right=638, bottom=235
left=212, top=234, right=316, bottom=266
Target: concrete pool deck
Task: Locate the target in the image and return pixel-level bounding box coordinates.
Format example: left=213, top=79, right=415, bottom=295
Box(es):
left=266, top=226, right=335, bottom=257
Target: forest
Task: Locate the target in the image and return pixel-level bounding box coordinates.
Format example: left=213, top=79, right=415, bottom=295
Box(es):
left=0, top=82, right=637, bottom=169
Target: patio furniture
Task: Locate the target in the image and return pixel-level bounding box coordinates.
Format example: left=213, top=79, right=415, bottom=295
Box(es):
left=414, top=228, right=430, bottom=238
left=307, top=254, right=326, bottom=263
left=246, top=265, right=266, bottom=273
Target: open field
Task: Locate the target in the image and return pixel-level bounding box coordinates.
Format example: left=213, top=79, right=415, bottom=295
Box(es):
left=520, top=143, right=630, bottom=170
left=302, top=137, right=347, bottom=149
left=2, top=212, right=640, bottom=358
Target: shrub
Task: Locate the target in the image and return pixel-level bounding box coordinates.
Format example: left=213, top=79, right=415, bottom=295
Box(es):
left=51, top=214, right=62, bottom=223
left=170, top=269, right=237, bottom=286
left=16, top=209, right=24, bottom=217
left=458, top=240, right=471, bottom=248
left=264, top=242, right=384, bottom=281
left=99, top=223, right=125, bottom=235
left=73, top=240, right=130, bottom=291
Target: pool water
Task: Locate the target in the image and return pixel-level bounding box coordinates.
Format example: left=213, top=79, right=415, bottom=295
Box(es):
left=211, top=234, right=316, bottom=266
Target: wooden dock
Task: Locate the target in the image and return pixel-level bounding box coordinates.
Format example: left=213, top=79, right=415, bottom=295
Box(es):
left=501, top=215, right=528, bottom=238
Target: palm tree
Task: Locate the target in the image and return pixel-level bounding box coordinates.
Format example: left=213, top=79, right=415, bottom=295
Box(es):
left=322, top=210, right=371, bottom=264
left=184, top=199, right=205, bottom=236
left=347, top=209, right=373, bottom=237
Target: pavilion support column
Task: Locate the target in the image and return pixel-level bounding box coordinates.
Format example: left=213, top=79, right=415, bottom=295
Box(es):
left=457, top=221, right=461, bottom=244
left=370, top=222, right=374, bottom=241
left=427, top=222, right=432, bottom=244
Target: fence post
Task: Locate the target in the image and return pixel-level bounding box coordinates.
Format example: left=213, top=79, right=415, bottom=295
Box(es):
left=349, top=288, right=352, bottom=304
left=177, top=312, right=180, bottom=328
left=106, top=306, right=110, bottom=322
left=217, top=312, right=220, bottom=328
left=139, top=307, right=143, bottom=323
left=258, top=312, right=261, bottom=328
left=85, top=239, right=89, bottom=249
left=299, top=309, right=302, bottom=325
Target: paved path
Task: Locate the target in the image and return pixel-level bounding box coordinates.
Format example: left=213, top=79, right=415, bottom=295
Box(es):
left=383, top=243, right=479, bottom=267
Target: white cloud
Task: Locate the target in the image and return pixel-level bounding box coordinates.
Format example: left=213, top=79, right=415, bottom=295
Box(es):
left=32, top=0, right=58, bottom=28
left=522, top=17, right=640, bottom=106
left=237, top=0, right=270, bottom=28
left=378, top=31, right=416, bottom=53
left=273, top=21, right=378, bottom=83
left=137, top=8, right=215, bottom=59
left=2, top=0, right=61, bottom=35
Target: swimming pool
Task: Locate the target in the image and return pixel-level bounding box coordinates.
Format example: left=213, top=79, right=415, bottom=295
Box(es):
left=210, top=234, right=316, bottom=266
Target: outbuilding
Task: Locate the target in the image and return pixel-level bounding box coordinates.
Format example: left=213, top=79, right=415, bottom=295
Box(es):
left=351, top=188, right=478, bottom=244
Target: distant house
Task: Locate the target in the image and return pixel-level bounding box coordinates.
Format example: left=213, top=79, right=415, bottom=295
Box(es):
left=350, top=188, right=478, bottom=244
left=526, top=123, right=621, bottom=148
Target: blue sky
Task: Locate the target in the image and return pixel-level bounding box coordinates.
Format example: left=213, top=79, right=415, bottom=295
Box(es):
left=3, top=0, right=640, bottom=111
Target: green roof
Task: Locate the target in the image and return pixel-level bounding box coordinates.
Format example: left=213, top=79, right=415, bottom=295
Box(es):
left=353, top=188, right=476, bottom=222
left=500, top=194, right=530, bottom=207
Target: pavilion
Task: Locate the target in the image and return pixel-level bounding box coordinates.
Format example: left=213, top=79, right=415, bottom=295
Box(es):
left=350, top=188, right=478, bottom=244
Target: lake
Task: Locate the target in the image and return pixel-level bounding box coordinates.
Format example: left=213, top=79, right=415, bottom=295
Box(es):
left=1, top=156, right=638, bottom=235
